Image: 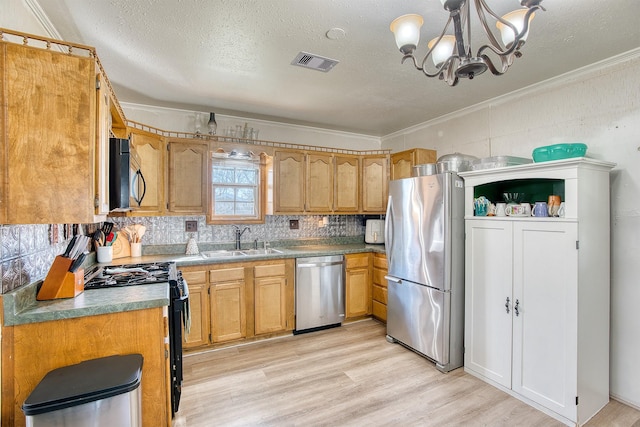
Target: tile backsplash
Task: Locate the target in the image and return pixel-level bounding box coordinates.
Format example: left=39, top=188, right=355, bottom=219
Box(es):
left=0, top=215, right=368, bottom=293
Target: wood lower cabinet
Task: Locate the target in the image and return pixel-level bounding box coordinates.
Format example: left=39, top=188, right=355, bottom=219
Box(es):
left=210, top=267, right=246, bottom=342
left=2, top=308, right=171, bottom=427
left=361, top=155, right=389, bottom=213
left=391, top=148, right=437, bottom=180
left=254, top=263, right=291, bottom=335
left=180, top=269, right=209, bottom=349
left=168, top=140, right=207, bottom=214
left=371, top=253, right=388, bottom=322
left=180, top=259, right=294, bottom=350
left=345, top=253, right=371, bottom=319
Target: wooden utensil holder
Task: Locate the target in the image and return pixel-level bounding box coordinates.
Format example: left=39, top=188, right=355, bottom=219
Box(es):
left=37, top=256, right=84, bottom=300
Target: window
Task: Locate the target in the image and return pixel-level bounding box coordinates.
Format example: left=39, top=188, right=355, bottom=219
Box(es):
left=208, top=152, right=265, bottom=223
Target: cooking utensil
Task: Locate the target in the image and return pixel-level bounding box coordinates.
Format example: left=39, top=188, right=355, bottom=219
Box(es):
left=436, top=153, right=478, bottom=173
left=68, top=253, right=86, bottom=273
left=62, top=236, right=77, bottom=258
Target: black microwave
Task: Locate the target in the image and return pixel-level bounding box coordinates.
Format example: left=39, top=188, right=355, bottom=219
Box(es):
left=109, top=138, right=146, bottom=211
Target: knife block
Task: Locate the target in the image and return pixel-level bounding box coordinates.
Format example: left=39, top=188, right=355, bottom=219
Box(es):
left=37, top=256, right=84, bottom=300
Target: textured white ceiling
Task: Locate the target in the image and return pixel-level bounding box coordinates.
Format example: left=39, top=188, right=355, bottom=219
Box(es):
left=34, top=0, right=640, bottom=136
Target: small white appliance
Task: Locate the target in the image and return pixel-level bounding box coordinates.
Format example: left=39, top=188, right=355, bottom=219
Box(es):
left=365, top=219, right=385, bottom=244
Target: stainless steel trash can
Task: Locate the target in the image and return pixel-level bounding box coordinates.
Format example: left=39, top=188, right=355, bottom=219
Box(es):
left=22, top=354, right=143, bottom=427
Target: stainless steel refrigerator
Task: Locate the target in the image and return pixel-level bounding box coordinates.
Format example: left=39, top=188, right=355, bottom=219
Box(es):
left=385, top=172, right=465, bottom=372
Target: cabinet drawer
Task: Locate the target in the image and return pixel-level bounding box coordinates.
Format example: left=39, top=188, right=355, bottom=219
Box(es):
left=254, top=263, right=286, bottom=278
left=372, top=300, right=387, bottom=322
left=181, top=270, right=207, bottom=284
left=210, top=267, right=245, bottom=283
left=346, top=254, right=369, bottom=269
left=373, top=254, right=387, bottom=269
left=372, top=284, right=387, bottom=304
left=372, top=268, right=388, bottom=287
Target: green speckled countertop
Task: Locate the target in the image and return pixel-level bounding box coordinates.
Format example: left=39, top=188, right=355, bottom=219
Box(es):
left=3, top=240, right=386, bottom=327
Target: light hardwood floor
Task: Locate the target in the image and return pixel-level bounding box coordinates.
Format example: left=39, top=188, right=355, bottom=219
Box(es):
left=174, top=320, right=640, bottom=426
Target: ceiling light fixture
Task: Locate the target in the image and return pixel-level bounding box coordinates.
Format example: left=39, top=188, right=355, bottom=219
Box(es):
left=390, top=0, right=545, bottom=86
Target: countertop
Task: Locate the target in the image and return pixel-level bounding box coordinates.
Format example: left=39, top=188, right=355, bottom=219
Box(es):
left=3, top=242, right=386, bottom=327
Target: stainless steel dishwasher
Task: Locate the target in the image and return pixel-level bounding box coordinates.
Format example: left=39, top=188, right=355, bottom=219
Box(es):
left=294, top=255, right=345, bottom=334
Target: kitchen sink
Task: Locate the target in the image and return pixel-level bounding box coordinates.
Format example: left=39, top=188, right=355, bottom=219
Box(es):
left=200, top=248, right=284, bottom=259
left=241, top=248, right=284, bottom=256
left=200, top=250, right=247, bottom=258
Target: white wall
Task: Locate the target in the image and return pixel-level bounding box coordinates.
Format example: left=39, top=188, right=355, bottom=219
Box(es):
left=382, top=51, right=640, bottom=408
left=122, top=103, right=380, bottom=152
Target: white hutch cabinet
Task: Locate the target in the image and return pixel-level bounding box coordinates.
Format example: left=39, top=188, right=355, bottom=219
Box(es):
left=459, top=158, right=615, bottom=426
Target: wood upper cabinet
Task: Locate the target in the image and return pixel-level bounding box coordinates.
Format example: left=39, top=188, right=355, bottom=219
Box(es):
left=0, top=41, right=99, bottom=224
left=167, top=140, right=207, bottom=214
left=306, top=153, right=333, bottom=213
left=179, top=268, right=209, bottom=349
left=209, top=267, right=247, bottom=343
left=274, top=150, right=306, bottom=213
left=334, top=155, right=359, bottom=212
left=361, top=155, right=389, bottom=213
left=129, top=128, right=166, bottom=215
left=345, top=253, right=371, bottom=319
left=94, top=71, right=111, bottom=217
left=390, top=148, right=437, bottom=180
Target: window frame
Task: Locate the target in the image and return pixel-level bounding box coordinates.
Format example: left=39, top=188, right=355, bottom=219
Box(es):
left=207, top=151, right=267, bottom=225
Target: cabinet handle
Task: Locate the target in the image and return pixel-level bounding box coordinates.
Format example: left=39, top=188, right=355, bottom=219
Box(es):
left=514, top=299, right=520, bottom=317
left=505, top=297, right=510, bottom=314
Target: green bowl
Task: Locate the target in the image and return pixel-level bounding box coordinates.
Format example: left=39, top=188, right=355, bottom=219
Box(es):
left=532, top=143, right=587, bottom=162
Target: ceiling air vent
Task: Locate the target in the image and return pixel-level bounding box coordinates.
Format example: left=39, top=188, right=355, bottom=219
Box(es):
left=291, top=51, right=339, bottom=72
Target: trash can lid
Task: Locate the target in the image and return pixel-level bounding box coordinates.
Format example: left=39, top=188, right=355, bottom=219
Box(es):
left=22, top=354, right=143, bottom=416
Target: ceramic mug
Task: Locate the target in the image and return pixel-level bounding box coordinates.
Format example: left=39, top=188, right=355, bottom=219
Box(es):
left=548, top=195, right=561, bottom=216
left=495, top=202, right=507, bottom=217
left=558, top=202, right=566, bottom=217
left=474, top=196, right=490, bottom=216
left=520, top=202, right=532, bottom=216
left=532, top=201, right=549, bottom=217
left=506, top=204, right=526, bottom=216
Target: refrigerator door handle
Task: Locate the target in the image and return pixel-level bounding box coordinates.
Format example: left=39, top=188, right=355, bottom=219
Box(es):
left=385, top=195, right=394, bottom=260
left=385, top=276, right=402, bottom=284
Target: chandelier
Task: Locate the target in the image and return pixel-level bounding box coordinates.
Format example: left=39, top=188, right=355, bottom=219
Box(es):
left=390, top=0, right=545, bottom=86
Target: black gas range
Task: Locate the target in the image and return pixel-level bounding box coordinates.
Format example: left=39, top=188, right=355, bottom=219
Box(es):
left=84, top=261, right=189, bottom=417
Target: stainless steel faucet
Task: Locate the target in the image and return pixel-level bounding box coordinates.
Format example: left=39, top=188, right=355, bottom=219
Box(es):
left=233, top=226, right=250, bottom=250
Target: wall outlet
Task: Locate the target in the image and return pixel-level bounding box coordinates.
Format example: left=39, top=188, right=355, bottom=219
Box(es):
left=185, top=220, right=198, bottom=232
left=289, top=219, right=299, bottom=230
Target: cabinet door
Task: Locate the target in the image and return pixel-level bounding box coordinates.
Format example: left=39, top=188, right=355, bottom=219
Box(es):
left=512, top=221, right=578, bottom=419
left=306, top=153, right=333, bottom=212
left=182, top=283, right=209, bottom=348
left=345, top=254, right=371, bottom=318
left=371, top=253, right=388, bottom=322
left=94, top=71, right=111, bottom=217
left=210, top=280, right=246, bottom=342
left=274, top=150, right=305, bottom=213
left=361, top=156, right=389, bottom=213
left=334, top=155, right=359, bottom=212
left=254, top=276, right=287, bottom=335
left=180, top=269, right=209, bottom=348
left=168, top=141, right=207, bottom=214
left=130, top=129, right=165, bottom=214
left=464, top=219, right=513, bottom=388
left=391, top=149, right=437, bottom=180
left=2, top=42, right=96, bottom=224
